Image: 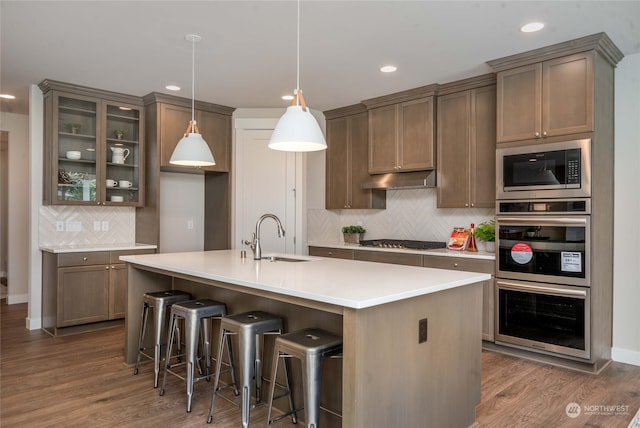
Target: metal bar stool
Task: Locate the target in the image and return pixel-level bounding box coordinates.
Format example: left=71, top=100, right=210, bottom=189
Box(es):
left=207, top=311, right=296, bottom=428
left=160, top=299, right=238, bottom=413
left=267, top=328, right=343, bottom=428
left=133, top=290, right=192, bottom=387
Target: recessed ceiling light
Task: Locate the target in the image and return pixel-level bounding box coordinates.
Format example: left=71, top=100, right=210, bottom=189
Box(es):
left=0, top=94, right=16, bottom=99
left=520, top=22, right=545, bottom=33
left=380, top=65, right=397, bottom=73
left=281, top=94, right=294, bottom=101
left=165, top=85, right=181, bottom=91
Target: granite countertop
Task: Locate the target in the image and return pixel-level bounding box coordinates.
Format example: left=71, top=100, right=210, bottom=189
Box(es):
left=120, top=249, right=490, bottom=309
left=40, top=243, right=157, bottom=254
left=308, top=241, right=496, bottom=260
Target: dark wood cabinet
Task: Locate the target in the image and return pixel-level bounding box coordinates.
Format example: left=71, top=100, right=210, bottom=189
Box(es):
left=489, top=38, right=621, bottom=144
left=39, top=80, right=145, bottom=206
left=145, top=92, right=234, bottom=173
left=363, top=85, right=437, bottom=174
left=42, top=248, right=155, bottom=335
left=308, top=246, right=355, bottom=260
left=324, top=104, right=385, bottom=209
left=437, top=75, right=496, bottom=208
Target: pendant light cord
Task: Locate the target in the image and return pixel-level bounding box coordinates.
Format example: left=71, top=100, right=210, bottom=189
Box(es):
left=296, top=0, right=300, bottom=106
left=191, top=36, right=196, bottom=126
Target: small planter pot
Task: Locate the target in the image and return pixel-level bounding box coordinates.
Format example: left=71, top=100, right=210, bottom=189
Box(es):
left=484, top=241, right=495, bottom=253
left=343, top=233, right=364, bottom=245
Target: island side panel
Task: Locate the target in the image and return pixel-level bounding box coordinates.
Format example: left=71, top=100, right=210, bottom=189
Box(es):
left=124, top=265, right=173, bottom=365
left=342, top=282, right=482, bottom=427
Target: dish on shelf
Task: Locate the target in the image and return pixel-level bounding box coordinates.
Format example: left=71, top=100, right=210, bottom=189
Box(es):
left=66, top=150, right=81, bottom=160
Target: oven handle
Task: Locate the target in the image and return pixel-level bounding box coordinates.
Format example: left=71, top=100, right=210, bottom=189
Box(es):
left=497, top=280, right=588, bottom=298
left=497, top=216, right=588, bottom=226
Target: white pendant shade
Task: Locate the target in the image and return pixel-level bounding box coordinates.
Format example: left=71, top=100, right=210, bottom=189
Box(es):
left=269, top=105, right=327, bottom=152
left=170, top=132, right=215, bottom=166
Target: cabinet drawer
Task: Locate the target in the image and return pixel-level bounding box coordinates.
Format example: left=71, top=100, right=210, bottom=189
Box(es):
left=110, top=248, right=156, bottom=264
left=355, top=250, right=422, bottom=267
left=308, top=246, right=354, bottom=260
left=422, top=255, right=494, bottom=274
left=57, top=251, right=110, bottom=267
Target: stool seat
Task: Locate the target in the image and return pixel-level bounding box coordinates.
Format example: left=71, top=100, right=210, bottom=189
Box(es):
left=208, top=311, right=295, bottom=428
left=161, top=298, right=233, bottom=413
left=267, top=328, right=343, bottom=428
left=134, top=290, right=192, bottom=388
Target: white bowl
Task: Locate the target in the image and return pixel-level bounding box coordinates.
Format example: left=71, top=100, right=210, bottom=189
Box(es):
left=110, top=195, right=124, bottom=202
left=66, top=151, right=81, bottom=160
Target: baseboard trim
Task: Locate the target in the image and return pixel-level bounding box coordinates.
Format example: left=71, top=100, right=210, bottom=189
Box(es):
left=7, top=293, right=28, bottom=304
left=612, top=347, right=640, bottom=367
left=26, top=316, right=42, bottom=330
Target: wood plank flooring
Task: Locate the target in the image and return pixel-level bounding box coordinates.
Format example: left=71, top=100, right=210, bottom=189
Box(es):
left=1, top=301, right=639, bottom=427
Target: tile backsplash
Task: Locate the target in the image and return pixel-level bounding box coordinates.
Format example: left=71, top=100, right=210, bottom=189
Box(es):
left=39, top=205, right=136, bottom=246
left=307, top=188, right=494, bottom=243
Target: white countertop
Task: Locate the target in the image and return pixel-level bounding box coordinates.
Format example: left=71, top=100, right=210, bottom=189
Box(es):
left=120, top=249, right=490, bottom=310
left=308, top=241, right=496, bottom=260
left=40, top=243, right=157, bottom=253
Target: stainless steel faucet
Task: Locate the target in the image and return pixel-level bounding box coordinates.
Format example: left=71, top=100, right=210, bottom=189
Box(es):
left=243, top=213, right=285, bottom=260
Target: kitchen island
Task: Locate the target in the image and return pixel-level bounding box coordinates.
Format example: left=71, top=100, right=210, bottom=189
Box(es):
left=121, top=249, right=490, bottom=427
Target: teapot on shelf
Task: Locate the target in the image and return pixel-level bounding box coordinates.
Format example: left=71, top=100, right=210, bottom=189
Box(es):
left=110, top=147, right=130, bottom=164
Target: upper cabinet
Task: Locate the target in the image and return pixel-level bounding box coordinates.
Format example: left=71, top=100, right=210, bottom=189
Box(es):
left=488, top=33, right=624, bottom=144
left=144, top=92, right=235, bottom=173
left=40, top=80, right=145, bottom=206
left=324, top=104, right=385, bottom=210
left=437, top=74, right=496, bottom=208
left=363, top=85, right=437, bottom=174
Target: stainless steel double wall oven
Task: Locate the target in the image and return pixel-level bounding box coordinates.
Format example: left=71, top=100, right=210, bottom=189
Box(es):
left=495, top=139, right=592, bottom=360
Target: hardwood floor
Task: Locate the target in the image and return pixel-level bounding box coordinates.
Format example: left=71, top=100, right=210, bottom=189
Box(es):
left=1, top=301, right=638, bottom=427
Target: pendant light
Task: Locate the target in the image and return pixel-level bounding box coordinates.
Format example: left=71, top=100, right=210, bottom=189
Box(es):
left=269, top=0, right=326, bottom=152
left=170, top=34, right=216, bottom=167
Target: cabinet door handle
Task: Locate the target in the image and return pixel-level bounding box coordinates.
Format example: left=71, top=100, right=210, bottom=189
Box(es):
left=453, top=263, right=459, bottom=268
left=534, top=132, right=540, bottom=138
left=105, top=266, right=110, bottom=270
left=465, top=203, right=469, bottom=207
left=543, top=131, right=547, bottom=137
left=83, top=257, right=87, bottom=261
left=328, top=251, right=333, bottom=255
left=471, top=203, right=475, bottom=207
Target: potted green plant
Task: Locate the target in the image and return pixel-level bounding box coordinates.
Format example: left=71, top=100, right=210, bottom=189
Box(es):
left=64, top=123, right=82, bottom=134
left=342, top=225, right=366, bottom=245
left=112, top=129, right=127, bottom=140
left=475, top=219, right=495, bottom=252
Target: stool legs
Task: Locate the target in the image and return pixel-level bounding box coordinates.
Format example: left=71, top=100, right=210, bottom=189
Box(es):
left=133, top=302, right=150, bottom=376
left=302, top=354, right=323, bottom=428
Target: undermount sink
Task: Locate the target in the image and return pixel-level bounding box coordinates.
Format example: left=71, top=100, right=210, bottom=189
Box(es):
left=261, top=256, right=310, bottom=262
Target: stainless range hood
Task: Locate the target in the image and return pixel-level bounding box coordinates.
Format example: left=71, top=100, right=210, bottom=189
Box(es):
left=361, top=170, right=436, bottom=190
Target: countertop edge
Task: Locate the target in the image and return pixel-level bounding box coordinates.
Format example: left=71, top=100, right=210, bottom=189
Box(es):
left=308, top=241, right=496, bottom=260
left=40, top=243, right=157, bottom=253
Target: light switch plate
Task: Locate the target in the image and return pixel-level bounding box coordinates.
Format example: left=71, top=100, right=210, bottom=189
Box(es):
left=101, top=221, right=109, bottom=232
left=93, top=221, right=101, bottom=232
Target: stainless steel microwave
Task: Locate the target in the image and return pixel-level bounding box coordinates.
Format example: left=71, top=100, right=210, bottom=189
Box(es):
left=496, top=139, right=591, bottom=200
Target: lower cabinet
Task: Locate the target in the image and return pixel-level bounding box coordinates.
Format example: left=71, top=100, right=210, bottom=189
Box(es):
left=309, top=246, right=496, bottom=342
left=422, top=255, right=495, bottom=342
left=42, top=248, right=155, bottom=335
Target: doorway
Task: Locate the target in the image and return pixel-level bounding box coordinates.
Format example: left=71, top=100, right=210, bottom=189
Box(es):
left=234, top=127, right=302, bottom=256
left=0, top=131, right=8, bottom=299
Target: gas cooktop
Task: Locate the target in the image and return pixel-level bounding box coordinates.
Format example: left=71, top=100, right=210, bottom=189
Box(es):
left=359, top=239, right=447, bottom=250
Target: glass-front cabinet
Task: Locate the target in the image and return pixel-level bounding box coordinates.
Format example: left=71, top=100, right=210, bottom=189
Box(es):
left=40, top=80, right=144, bottom=206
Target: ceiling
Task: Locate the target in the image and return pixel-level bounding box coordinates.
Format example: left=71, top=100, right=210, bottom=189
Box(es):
left=1, top=1, right=639, bottom=116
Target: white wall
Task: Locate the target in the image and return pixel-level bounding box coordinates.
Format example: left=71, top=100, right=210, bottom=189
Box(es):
left=612, top=52, right=640, bottom=366
left=159, top=172, right=205, bottom=253
left=0, top=110, right=30, bottom=305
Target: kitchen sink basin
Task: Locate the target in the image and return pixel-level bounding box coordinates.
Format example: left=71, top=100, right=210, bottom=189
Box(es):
left=261, top=256, right=310, bottom=262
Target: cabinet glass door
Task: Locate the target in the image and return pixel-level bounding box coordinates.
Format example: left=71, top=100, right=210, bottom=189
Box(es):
left=56, top=96, right=98, bottom=203
left=104, top=103, right=141, bottom=205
